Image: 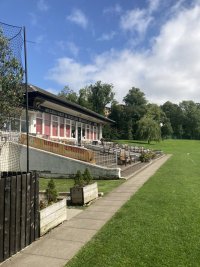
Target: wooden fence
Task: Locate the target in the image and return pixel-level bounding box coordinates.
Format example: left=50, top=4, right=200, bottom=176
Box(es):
left=0, top=172, right=39, bottom=263
left=20, top=134, right=95, bottom=163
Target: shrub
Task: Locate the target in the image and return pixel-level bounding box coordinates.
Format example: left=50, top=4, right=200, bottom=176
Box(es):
left=83, top=168, right=93, bottom=185
left=46, top=178, right=58, bottom=204
left=139, top=152, right=152, bottom=162
left=74, top=169, right=93, bottom=187
left=74, top=170, right=84, bottom=187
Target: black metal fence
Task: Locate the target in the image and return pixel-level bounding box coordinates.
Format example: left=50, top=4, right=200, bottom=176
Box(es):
left=0, top=171, right=39, bottom=263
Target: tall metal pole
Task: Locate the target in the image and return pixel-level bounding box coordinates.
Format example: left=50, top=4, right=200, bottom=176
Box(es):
left=23, top=26, right=29, bottom=172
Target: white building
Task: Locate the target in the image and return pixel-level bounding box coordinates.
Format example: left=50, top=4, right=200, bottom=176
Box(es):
left=5, top=84, right=114, bottom=145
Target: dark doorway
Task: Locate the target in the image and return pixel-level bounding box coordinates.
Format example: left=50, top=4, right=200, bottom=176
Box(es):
left=78, top=127, right=81, bottom=146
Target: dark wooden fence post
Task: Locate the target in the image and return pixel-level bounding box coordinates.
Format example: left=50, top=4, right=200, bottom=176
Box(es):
left=0, top=171, right=39, bottom=263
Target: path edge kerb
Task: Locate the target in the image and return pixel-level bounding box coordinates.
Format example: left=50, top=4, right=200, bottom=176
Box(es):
left=122, top=154, right=172, bottom=180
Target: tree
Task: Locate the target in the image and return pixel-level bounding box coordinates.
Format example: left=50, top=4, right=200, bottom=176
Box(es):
left=161, top=119, right=173, bottom=139
left=0, top=30, right=24, bottom=129
left=87, top=81, right=115, bottom=115
left=58, top=86, right=78, bottom=103
left=161, top=101, right=184, bottom=139
left=123, top=87, right=147, bottom=139
left=78, top=87, right=92, bottom=110
left=58, top=81, right=115, bottom=115
left=179, top=100, right=200, bottom=139
left=108, top=102, right=126, bottom=139
left=137, top=116, right=161, bottom=144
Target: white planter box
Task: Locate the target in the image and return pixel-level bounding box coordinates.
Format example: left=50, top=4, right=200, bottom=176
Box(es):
left=70, top=182, right=98, bottom=205
left=40, top=198, right=67, bottom=236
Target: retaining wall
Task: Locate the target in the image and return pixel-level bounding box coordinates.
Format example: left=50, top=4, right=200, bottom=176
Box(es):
left=20, top=145, right=121, bottom=179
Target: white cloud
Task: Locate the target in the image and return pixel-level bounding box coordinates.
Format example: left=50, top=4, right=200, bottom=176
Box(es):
left=56, top=41, right=79, bottom=57
left=47, top=58, right=97, bottom=90
left=47, top=4, right=200, bottom=104
left=66, top=9, right=88, bottom=29
left=103, top=4, right=122, bottom=15
left=120, top=8, right=153, bottom=35
left=37, top=0, right=49, bottom=11
left=119, top=0, right=160, bottom=37
left=148, top=0, right=160, bottom=13
left=98, top=31, right=116, bottom=41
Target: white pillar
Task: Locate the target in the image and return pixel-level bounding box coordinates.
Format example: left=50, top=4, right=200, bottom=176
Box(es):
left=99, top=124, right=103, bottom=139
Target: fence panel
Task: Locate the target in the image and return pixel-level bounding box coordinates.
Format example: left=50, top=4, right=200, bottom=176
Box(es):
left=0, top=172, right=39, bottom=263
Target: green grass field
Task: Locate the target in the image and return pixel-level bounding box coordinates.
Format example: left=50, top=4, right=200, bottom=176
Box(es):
left=66, top=139, right=200, bottom=267
left=39, top=178, right=124, bottom=195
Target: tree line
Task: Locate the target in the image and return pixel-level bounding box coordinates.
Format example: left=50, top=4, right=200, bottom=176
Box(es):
left=58, top=82, right=200, bottom=143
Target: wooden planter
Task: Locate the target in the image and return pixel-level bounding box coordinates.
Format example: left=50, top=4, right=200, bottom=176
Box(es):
left=70, top=182, right=98, bottom=205
left=40, top=198, right=67, bottom=236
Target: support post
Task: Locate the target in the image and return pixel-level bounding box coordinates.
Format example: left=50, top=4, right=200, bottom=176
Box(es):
left=23, top=26, right=29, bottom=172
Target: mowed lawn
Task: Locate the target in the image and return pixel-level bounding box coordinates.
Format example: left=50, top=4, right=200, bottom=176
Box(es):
left=66, top=140, right=200, bottom=267
left=39, top=178, right=124, bottom=196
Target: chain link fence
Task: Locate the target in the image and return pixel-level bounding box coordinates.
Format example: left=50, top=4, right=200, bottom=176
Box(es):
left=0, top=21, right=24, bottom=172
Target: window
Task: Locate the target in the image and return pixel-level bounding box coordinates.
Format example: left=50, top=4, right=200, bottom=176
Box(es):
left=60, top=117, right=64, bottom=137
left=82, top=124, right=86, bottom=138
left=44, top=114, right=51, bottom=136
left=36, top=112, right=43, bottom=134
left=52, top=115, right=58, bottom=136
left=71, top=121, right=76, bottom=138
left=65, top=119, right=71, bottom=138
left=90, top=127, right=93, bottom=140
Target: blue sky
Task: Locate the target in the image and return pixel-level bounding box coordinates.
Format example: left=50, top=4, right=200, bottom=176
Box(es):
left=1, top=0, right=200, bottom=104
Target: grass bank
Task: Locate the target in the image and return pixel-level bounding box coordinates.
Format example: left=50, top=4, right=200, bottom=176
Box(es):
left=66, top=139, right=200, bottom=267
left=39, top=178, right=124, bottom=195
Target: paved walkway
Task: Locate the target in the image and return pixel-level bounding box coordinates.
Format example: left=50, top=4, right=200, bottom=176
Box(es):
left=1, top=155, right=171, bottom=267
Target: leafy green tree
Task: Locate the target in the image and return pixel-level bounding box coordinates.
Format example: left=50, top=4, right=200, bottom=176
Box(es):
left=87, top=81, right=115, bottom=115
left=137, top=116, right=161, bottom=144
left=58, top=86, right=78, bottom=103
left=78, top=87, right=92, bottom=109
left=0, top=30, right=24, bottom=129
left=161, top=119, right=173, bottom=139
left=108, top=102, right=126, bottom=139
left=179, top=100, right=200, bottom=139
left=161, top=101, right=184, bottom=139
left=146, top=103, right=164, bottom=122
left=123, top=87, right=147, bottom=139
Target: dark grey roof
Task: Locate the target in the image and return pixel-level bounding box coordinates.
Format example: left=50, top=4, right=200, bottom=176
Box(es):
left=27, top=84, right=115, bottom=124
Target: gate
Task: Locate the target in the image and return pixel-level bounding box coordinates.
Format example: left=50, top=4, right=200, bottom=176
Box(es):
left=0, top=172, right=39, bottom=263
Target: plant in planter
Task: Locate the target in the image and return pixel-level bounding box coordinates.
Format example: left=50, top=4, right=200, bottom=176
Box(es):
left=40, top=178, right=67, bottom=236
left=70, top=168, right=98, bottom=205
left=46, top=178, right=58, bottom=204
left=139, top=151, right=156, bottom=162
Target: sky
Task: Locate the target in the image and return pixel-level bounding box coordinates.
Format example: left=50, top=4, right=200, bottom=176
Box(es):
left=1, top=0, right=200, bottom=105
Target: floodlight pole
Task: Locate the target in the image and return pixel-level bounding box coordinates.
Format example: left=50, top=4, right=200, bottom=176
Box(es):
left=23, top=26, right=29, bottom=172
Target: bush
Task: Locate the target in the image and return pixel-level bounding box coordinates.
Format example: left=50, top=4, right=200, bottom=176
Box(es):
left=74, top=169, right=93, bottom=187
left=83, top=168, right=93, bottom=185
left=46, top=178, right=58, bottom=204
left=74, top=170, right=84, bottom=187
left=139, top=152, right=153, bottom=162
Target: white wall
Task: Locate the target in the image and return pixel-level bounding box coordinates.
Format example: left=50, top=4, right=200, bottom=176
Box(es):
left=20, top=145, right=121, bottom=179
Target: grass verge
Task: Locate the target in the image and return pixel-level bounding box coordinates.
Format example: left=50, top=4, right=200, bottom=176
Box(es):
left=39, top=178, right=125, bottom=195
left=66, top=139, right=200, bottom=267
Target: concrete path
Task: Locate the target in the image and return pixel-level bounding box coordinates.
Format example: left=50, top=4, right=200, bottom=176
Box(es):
left=1, top=155, right=171, bottom=267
